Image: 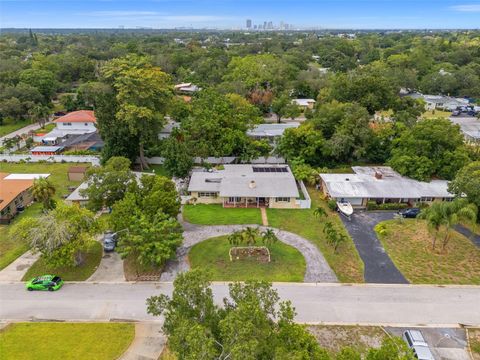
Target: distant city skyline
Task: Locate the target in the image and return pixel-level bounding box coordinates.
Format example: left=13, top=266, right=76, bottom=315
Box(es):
left=1, top=0, right=480, bottom=29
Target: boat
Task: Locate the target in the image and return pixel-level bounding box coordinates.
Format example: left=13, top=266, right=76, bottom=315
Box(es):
left=337, top=201, right=353, bottom=217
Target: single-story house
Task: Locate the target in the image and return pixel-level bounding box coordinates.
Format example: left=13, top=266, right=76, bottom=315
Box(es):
left=0, top=173, right=50, bottom=224
left=30, top=145, right=64, bottom=155
left=158, top=120, right=180, bottom=139
left=65, top=171, right=151, bottom=207
left=450, top=116, right=480, bottom=144
left=68, top=166, right=88, bottom=181
left=293, top=98, right=316, bottom=110
left=408, top=93, right=469, bottom=111
left=319, top=166, right=454, bottom=208
left=247, top=123, right=300, bottom=142
left=187, top=164, right=308, bottom=209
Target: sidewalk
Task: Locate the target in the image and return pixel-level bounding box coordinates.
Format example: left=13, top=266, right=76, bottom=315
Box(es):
left=119, top=322, right=166, bottom=360
left=0, top=251, right=39, bottom=281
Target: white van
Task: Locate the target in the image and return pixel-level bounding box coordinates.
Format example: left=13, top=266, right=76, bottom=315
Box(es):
left=403, top=330, right=435, bottom=360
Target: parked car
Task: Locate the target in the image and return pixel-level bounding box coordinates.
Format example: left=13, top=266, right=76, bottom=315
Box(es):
left=403, top=330, right=435, bottom=360
left=25, top=275, right=63, bottom=291
left=103, top=230, right=118, bottom=252
left=451, top=110, right=461, bottom=116
left=398, top=208, right=421, bottom=218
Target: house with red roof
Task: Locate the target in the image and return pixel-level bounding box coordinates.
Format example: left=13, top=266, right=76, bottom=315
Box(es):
left=37, top=111, right=101, bottom=150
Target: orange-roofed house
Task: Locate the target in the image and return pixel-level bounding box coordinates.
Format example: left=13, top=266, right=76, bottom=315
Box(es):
left=0, top=173, right=49, bottom=224
left=39, top=110, right=97, bottom=146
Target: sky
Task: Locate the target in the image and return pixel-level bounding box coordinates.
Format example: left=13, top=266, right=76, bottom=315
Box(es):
left=1, top=0, right=480, bottom=29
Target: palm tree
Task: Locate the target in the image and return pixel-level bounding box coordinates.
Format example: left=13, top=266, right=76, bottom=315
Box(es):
left=242, top=227, right=259, bottom=248
left=32, top=177, right=56, bottom=211
left=29, top=104, right=50, bottom=128
left=440, top=199, right=477, bottom=250
left=261, top=228, right=278, bottom=248
left=228, top=231, right=243, bottom=247
left=418, top=203, right=445, bottom=250
left=313, top=206, right=327, bottom=219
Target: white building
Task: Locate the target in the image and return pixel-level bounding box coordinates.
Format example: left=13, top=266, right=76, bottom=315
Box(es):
left=319, top=166, right=454, bottom=208
left=293, top=98, right=316, bottom=110
left=38, top=110, right=97, bottom=145
left=247, top=123, right=300, bottom=142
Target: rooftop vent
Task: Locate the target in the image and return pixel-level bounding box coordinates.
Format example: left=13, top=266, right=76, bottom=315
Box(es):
left=249, top=180, right=256, bottom=189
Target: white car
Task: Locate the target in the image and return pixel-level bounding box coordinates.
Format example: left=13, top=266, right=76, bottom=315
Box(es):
left=403, top=330, right=435, bottom=360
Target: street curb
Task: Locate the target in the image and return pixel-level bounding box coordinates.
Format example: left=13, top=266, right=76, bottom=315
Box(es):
left=2, top=280, right=480, bottom=288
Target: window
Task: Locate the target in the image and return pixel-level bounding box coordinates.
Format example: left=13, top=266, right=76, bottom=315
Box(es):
left=421, top=197, right=433, bottom=202
left=63, top=122, right=72, bottom=126
left=275, top=197, right=290, bottom=202
left=228, top=197, right=242, bottom=203
left=85, top=123, right=89, bottom=126
left=198, top=192, right=217, bottom=198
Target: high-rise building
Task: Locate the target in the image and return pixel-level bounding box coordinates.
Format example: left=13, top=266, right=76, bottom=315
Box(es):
left=246, top=19, right=252, bottom=29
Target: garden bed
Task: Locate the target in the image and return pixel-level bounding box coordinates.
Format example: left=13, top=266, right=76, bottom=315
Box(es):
left=229, top=246, right=270, bottom=262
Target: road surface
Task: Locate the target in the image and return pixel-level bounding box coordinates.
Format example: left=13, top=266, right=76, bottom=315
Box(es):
left=1, top=282, right=479, bottom=326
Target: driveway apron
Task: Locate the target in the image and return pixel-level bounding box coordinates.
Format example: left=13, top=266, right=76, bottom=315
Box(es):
left=340, top=212, right=408, bottom=284
left=454, top=224, right=480, bottom=248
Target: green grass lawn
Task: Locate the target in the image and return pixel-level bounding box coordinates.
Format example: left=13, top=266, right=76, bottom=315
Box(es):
left=0, top=118, right=31, bottom=137
left=0, top=203, right=42, bottom=270
left=183, top=204, right=262, bottom=225
left=34, top=123, right=56, bottom=134
left=0, top=322, right=134, bottom=360
left=189, top=235, right=306, bottom=282
left=0, top=162, right=90, bottom=270
left=421, top=109, right=452, bottom=119
left=141, top=164, right=170, bottom=177
left=22, top=241, right=102, bottom=281
left=470, top=328, right=480, bottom=357
left=376, top=219, right=480, bottom=284
left=267, top=188, right=364, bottom=283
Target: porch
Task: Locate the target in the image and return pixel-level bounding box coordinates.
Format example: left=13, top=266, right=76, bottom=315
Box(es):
left=222, top=197, right=269, bottom=208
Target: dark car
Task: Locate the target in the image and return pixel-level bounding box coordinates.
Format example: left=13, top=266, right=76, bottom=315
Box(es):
left=103, top=231, right=118, bottom=252
left=398, top=208, right=421, bottom=218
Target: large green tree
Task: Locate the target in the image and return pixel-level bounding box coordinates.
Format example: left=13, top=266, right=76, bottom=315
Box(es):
left=81, top=156, right=135, bottom=211
left=448, top=161, right=480, bottom=211
left=10, top=203, right=97, bottom=267
left=31, top=177, right=56, bottom=211
left=102, top=54, right=172, bottom=169
left=388, top=118, right=470, bottom=181
left=147, top=270, right=329, bottom=360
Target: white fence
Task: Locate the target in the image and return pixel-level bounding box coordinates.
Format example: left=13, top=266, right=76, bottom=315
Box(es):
left=295, top=180, right=312, bottom=209
left=0, top=154, right=100, bottom=165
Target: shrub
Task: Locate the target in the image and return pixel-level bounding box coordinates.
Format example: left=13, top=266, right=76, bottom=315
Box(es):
left=367, top=201, right=408, bottom=211
left=327, top=199, right=337, bottom=211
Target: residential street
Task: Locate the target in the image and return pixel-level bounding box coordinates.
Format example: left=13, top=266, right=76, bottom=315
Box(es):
left=1, top=282, right=479, bottom=326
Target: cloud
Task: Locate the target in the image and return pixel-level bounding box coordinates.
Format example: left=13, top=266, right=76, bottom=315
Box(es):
left=450, top=4, right=480, bottom=12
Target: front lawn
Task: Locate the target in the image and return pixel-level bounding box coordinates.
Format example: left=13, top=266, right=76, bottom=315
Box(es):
left=183, top=204, right=262, bottom=225
left=0, top=203, right=42, bottom=270
left=22, top=241, right=102, bottom=281
left=267, top=188, right=364, bottom=283
left=0, top=322, right=134, bottom=360
left=188, top=235, right=306, bottom=282
left=470, top=328, right=480, bottom=358
left=0, top=162, right=90, bottom=270
left=421, top=109, right=452, bottom=119
left=141, top=164, right=170, bottom=177
left=376, top=219, right=480, bottom=284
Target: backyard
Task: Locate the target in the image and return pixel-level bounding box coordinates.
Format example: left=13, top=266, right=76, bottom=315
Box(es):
left=188, top=235, right=306, bottom=282
left=0, top=162, right=89, bottom=270
left=0, top=322, right=134, bottom=360
left=376, top=219, right=480, bottom=284
left=22, top=241, right=102, bottom=281
left=183, top=204, right=262, bottom=225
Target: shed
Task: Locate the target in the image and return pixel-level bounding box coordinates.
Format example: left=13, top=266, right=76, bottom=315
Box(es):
left=68, top=166, right=88, bottom=181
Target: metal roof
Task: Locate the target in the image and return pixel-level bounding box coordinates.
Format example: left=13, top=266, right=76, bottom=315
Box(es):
left=247, top=123, right=300, bottom=137
left=320, top=166, right=453, bottom=199
left=188, top=164, right=299, bottom=198
left=30, top=146, right=64, bottom=152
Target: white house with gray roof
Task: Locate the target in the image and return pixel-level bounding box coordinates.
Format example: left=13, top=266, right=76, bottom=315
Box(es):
left=247, top=123, right=300, bottom=142
left=188, top=164, right=310, bottom=208
left=319, top=166, right=454, bottom=208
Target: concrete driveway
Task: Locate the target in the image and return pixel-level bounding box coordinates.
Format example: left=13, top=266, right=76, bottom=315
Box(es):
left=386, top=327, right=470, bottom=360
left=0, top=251, right=39, bottom=281
left=340, top=211, right=408, bottom=284
left=455, top=224, right=480, bottom=248
left=87, top=251, right=125, bottom=282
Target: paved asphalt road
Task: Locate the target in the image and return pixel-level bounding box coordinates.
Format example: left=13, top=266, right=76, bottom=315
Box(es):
left=341, top=212, right=408, bottom=284
left=1, top=282, right=479, bottom=326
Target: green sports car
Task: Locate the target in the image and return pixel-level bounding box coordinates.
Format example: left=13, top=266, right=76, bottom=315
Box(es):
left=25, top=275, right=64, bottom=291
